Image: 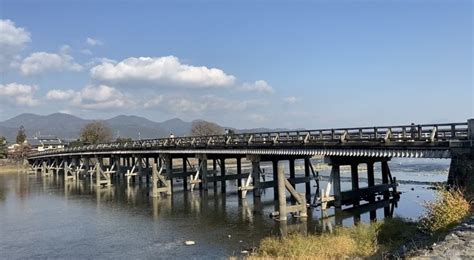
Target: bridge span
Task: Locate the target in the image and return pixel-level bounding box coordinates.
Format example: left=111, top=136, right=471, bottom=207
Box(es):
left=27, top=119, right=474, bottom=222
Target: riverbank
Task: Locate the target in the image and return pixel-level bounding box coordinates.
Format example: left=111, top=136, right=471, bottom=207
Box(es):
left=408, top=214, right=474, bottom=259
left=249, top=188, right=472, bottom=259
left=0, top=160, right=25, bottom=174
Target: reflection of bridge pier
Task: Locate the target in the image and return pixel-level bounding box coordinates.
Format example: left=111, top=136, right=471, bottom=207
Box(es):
left=27, top=119, right=473, bottom=225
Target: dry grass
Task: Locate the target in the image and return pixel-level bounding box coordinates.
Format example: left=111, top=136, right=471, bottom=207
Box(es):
left=0, top=165, right=23, bottom=174
left=419, top=187, right=471, bottom=234
left=250, top=218, right=417, bottom=259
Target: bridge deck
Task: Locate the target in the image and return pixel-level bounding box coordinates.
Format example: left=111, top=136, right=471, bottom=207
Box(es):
left=28, top=121, right=470, bottom=159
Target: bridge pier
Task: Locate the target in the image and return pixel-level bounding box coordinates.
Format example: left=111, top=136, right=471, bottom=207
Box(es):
left=272, top=160, right=278, bottom=200
left=182, top=157, right=188, bottom=191
left=448, top=119, right=474, bottom=194
left=220, top=158, right=226, bottom=193
left=275, top=166, right=308, bottom=221
left=323, top=156, right=398, bottom=210
left=448, top=149, right=474, bottom=193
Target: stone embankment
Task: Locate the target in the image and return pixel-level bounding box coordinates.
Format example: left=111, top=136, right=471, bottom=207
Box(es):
left=411, top=215, right=474, bottom=259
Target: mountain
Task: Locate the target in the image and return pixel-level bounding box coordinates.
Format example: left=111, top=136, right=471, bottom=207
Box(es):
left=0, top=113, right=297, bottom=143
left=0, top=113, right=208, bottom=143
left=157, top=118, right=193, bottom=136
left=0, top=113, right=89, bottom=142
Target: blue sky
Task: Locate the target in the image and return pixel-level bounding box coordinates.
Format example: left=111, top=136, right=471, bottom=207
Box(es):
left=0, top=0, right=472, bottom=129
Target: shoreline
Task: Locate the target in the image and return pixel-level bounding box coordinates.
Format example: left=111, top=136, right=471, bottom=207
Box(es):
left=0, top=164, right=26, bottom=174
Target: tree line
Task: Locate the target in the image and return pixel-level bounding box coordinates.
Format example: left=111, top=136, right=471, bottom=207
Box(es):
left=0, top=120, right=226, bottom=158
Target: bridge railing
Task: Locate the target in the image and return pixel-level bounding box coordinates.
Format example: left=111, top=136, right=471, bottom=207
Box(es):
left=28, top=121, right=469, bottom=157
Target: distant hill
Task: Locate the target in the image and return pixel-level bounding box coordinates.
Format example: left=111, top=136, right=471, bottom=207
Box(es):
left=0, top=113, right=197, bottom=143
left=0, top=113, right=298, bottom=143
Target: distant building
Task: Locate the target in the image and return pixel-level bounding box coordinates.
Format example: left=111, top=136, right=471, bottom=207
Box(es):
left=26, top=135, right=68, bottom=152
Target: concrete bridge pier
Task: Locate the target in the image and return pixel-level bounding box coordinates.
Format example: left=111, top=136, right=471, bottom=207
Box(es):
left=448, top=149, right=474, bottom=193
left=448, top=119, right=474, bottom=193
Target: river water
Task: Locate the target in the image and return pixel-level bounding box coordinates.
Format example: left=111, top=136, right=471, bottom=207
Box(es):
left=0, top=158, right=450, bottom=259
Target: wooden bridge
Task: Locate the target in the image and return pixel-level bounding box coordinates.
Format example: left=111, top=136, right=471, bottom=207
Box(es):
left=27, top=119, right=474, bottom=222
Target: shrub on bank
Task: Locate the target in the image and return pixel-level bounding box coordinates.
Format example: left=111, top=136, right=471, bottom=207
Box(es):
left=419, top=187, right=471, bottom=234
left=251, top=218, right=416, bottom=259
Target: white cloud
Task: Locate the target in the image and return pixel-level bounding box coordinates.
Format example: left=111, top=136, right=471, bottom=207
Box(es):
left=46, top=89, right=75, bottom=100
left=73, top=85, right=130, bottom=110
left=86, top=37, right=103, bottom=46
left=0, top=83, right=40, bottom=106
left=144, top=95, right=164, bottom=108
left=153, top=95, right=268, bottom=114
left=90, top=56, right=236, bottom=88
left=0, top=19, right=31, bottom=70
left=283, top=96, right=300, bottom=104
left=240, top=80, right=274, bottom=93
left=20, top=51, right=83, bottom=75
left=49, top=85, right=132, bottom=110
left=84, top=57, right=117, bottom=68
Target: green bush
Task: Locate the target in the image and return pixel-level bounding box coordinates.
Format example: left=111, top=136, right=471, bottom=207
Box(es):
left=419, top=187, right=471, bottom=234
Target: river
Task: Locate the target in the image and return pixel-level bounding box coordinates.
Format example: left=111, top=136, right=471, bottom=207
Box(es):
left=0, top=158, right=450, bottom=259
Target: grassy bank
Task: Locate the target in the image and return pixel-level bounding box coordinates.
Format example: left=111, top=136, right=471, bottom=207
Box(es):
left=250, top=218, right=418, bottom=259
left=0, top=164, right=25, bottom=174
left=250, top=188, right=472, bottom=259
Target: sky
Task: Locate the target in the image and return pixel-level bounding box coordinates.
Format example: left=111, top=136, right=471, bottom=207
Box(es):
left=0, top=0, right=472, bottom=129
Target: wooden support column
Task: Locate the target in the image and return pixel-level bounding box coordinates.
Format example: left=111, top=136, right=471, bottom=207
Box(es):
left=202, top=158, right=208, bottom=191
left=145, top=157, right=150, bottom=184
left=333, top=165, right=342, bottom=208
left=164, top=155, right=173, bottom=193
left=367, top=162, right=375, bottom=202
left=95, top=162, right=101, bottom=187
left=351, top=163, right=359, bottom=206
left=304, top=158, right=311, bottom=203
left=151, top=163, right=159, bottom=197
left=42, top=161, right=48, bottom=177
left=63, top=160, right=69, bottom=182
left=250, top=155, right=261, bottom=198
left=150, top=162, right=171, bottom=197
left=182, top=158, right=188, bottom=191
left=272, top=160, right=279, bottom=200
left=289, top=159, right=296, bottom=203
left=137, top=156, right=143, bottom=184
left=197, top=159, right=203, bottom=190
left=277, top=167, right=287, bottom=221
left=275, top=167, right=308, bottom=222
left=381, top=161, right=390, bottom=200
left=220, top=158, right=226, bottom=193
left=213, top=159, right=217, bottom=191
left=237, top=158, right=242, bottom=199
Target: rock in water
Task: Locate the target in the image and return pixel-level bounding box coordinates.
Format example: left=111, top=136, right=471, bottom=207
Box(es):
left=184, top=240, right=196, bottom=246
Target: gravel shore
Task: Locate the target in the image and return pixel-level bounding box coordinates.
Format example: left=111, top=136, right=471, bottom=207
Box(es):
left=410, top=214, right=474, bottom=259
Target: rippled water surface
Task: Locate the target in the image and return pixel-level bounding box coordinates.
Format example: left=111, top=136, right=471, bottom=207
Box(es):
left=0, top=159, right=449, bottom=259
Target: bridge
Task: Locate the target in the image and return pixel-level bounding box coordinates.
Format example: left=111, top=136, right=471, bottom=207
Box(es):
left=27, top=119, right=474, bottom=222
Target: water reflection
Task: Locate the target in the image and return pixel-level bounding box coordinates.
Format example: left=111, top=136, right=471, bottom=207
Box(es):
left=0, top=171, right=415, bottom=259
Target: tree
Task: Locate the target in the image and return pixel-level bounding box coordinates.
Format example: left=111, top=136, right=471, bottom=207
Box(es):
left=116, top=137, right=133, bottom=143
left=190, top=121, right=224, bottom=136
left=0, top=136, right=7, bottom=159
left=69, top=139, right=84, bottom=148
left=16, top=125, right=27, bottom=144
left=11, top=143, right=31, bottom=163
left=80, top=121, right=113, bottom=144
